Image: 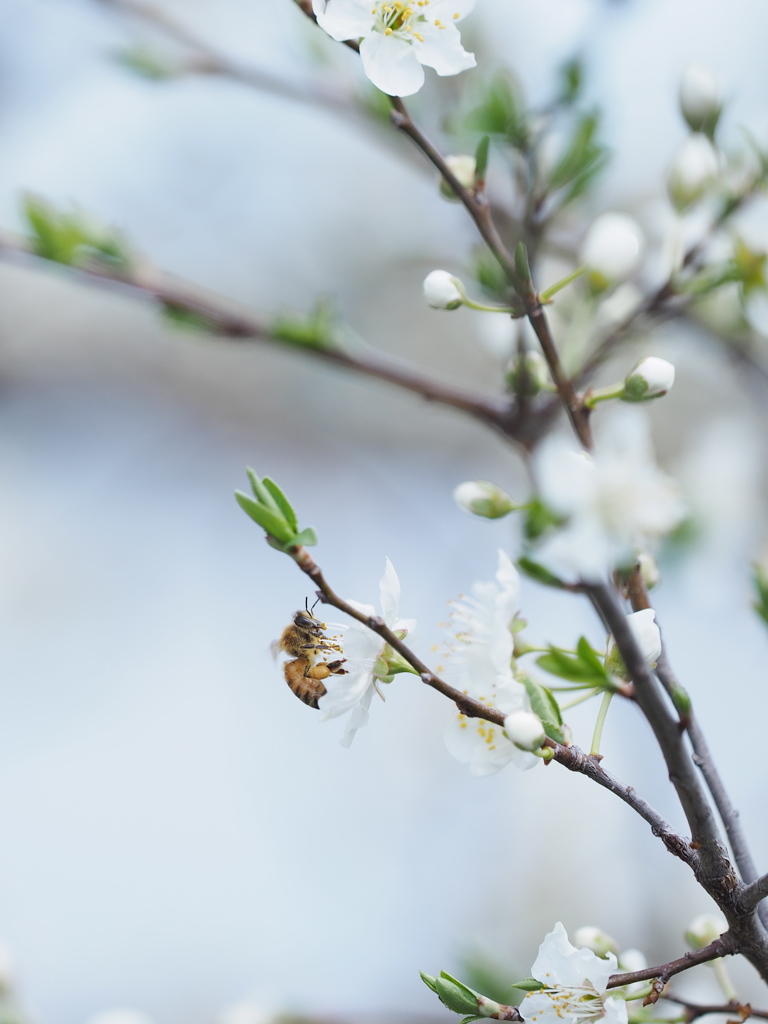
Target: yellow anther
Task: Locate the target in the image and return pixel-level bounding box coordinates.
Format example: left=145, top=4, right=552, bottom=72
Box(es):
left=414, top=30, right=423, bottom=39
left=453, top=10, right=459, bottom=16
left=385, top=26, right=392, bottom=33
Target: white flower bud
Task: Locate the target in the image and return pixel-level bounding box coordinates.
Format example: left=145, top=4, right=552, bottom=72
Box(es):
left=685, top=913, right=727, bottom=951
left=440, top=155, right=477, bottom=199
left=667, top=134, right=719, bottom=211
left=573, top=926, right=618, bottom=958
left=423, top=270, right=465, bottom=310
left=503, top=710, right=546, bottom=751
left=580, top=213, right=644, bottom=289
left=680, top=65, right=722, bottom=135
left=622, top=356, right=676, bottom=401
left=453, top=480, right=516, bottom=519
left=505, top=350, right=551, bottom=396
left=606, top=608, right=662, bottom=679
left=637, top=552, right=661, bottom=590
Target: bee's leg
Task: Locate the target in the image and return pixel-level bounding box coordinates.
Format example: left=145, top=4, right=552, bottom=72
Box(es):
left=326, top=659, right=348, bottom=675
left=304, top=663, right=332, bottom=681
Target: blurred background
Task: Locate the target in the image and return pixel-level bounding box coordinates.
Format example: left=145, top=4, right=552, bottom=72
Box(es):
left=2, top=2, right=768, bottom=1024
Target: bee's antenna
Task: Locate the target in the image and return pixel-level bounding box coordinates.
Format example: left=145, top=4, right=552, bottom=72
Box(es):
left=305, top=596, right=311, bottom=614
left=311, top=596, right=321, bottom=613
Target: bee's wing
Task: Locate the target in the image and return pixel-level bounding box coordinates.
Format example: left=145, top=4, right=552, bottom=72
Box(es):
left=270, top=639, right=282, bottom=661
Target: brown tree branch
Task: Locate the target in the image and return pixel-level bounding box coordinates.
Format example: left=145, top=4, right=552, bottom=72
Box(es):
left=740, top=875, right=768, bottom=917
left=0, top=232, right=525, bottom=440
left=607, top=934, right=737, bottom=992
left=664, top=994, right=768, bottom=1021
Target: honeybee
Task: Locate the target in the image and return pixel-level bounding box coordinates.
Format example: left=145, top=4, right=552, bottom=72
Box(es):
left=272, top=600, right=347, bottom=709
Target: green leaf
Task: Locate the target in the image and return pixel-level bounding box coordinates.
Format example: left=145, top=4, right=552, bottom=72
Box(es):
left=515, top=241, right=532, bottom=285
left=474, top=135, right=491, bottom=181
left=517, top=557, right=567, bottom=589
left=546, top=111, right=609, bottom=201
left=271, top=297, right=338, bottom=349
left=520, top=675, right=566, bottom=744
left=558, top=57, right=583, bottom=105
left=537, top=642, right=609, bottom=686
left=473, top=247, right=512, bottom=302
left=114, top=45, right=177, bottom=80
left=263, top=477, right=298, bottom=532
left=465, top=73, right=528, bottom=149
left=247, top=469, right=281, bottom=512
left=576, top=636, right=608, bottom=677
left=420, top=972, right=438, bottom=994
left=510, top=979, right=545, bottom=992
left=435, top=973, right=481, bottom=1016
left=235, top=492, right=293, bottom=542
left=523, top=499, right=563, bottom=541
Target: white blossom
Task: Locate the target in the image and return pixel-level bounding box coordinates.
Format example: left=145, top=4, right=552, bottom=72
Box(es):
left=581, top=214, right=644, bottom=285
left=85, top=1012, right=154, bottom=1024
left=423, top=270, right=465, bottom=309
left=667, top=134, right=719, bottom=211
left=680, top=65, right=722, bottom=133
left=519, top=923, right=628, bottom=1024
left=318, top=559, right=414, bottom=747
left=443, top=551, right=538, bottom=776
left=572, top=927, right=618, bottom=958
left=533, top=410, right=686, bottom=581
left=312, top=0, right=477, bottom=97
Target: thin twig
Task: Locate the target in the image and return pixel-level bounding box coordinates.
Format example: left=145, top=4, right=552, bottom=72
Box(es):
left=665, top=993, right=768, bottom=1021
left=0, top=232, right=521, bottom=439
left=607, top=934, right=737, bottom=992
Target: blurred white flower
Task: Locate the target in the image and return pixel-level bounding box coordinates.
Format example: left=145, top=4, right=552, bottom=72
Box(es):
left=668, top=134, right=719, bottom=211
left=606, top=609, right=662, bottom=678
left=533, top=410, right=686, bottom=581
left=218, top=999, right=277, bottom=1024
left=318, top=558, right=415, bottom=747
left=572, top=926, right=618, bottom=958
left=312, top=0, right=477, bottom=97
left=685, top=913, right=727, bottom=950
left=745, top=290, right=768, bottom=337
left=443, top=551, right=538, bottom=776
left=679, top=65, right=722, bottom=133
left=581, top=213, right=644, bottom=286
left=0, top=942, right=14, bottom=993
left=519, top=922, right=628, bottom=1024
left=423, top=270, right=465, bottom=309
left=440, top=154, right=477, bottom=198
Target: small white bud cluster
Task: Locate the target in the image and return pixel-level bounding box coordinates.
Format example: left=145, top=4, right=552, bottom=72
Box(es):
left=506, top=350, right=550, bottom=396
left=503, top=710, right=546, bottom=752
left=423, top=270, right=465, bottom=310
left=580, top=213, right=644, bottom=291
left=622, top=356, right=676, bottom=401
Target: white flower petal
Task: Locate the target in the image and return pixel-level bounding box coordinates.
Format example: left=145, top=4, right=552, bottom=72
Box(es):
left=412, top=22, right=476, bottom=77
left=379, top=556, right=401, bottom=627
left=360, top=32, right=425, bottom=96
left=531, top=922, right=618, bottom=992
left=314, top=0, right=373, bottom=41
left=339, top=685, right=376, bottom=747
left=318, top=668, right=375, bottom=720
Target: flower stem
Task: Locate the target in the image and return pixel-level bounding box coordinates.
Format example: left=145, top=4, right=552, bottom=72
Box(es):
left=591, top=690, right=615, bottom=755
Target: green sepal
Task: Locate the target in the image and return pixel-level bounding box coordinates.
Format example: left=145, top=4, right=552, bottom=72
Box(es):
left=474, top=136, right=491, bottom=182
left=420, top=972, right=439, bottom=994
left=519, top=674, right=566, bottom=744
left=435, top=973, right=483, bottom=1016
left=263, top=477, right=298, bottom=533
left=235, top=492, right=294, bottom=543
left=291, top=526, right=318, bottom=548
left=522, top=499, right=563, bottom=541
left=517, top=557, right=567, bottom=590
left=510, top=979, right=545, bottom=992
